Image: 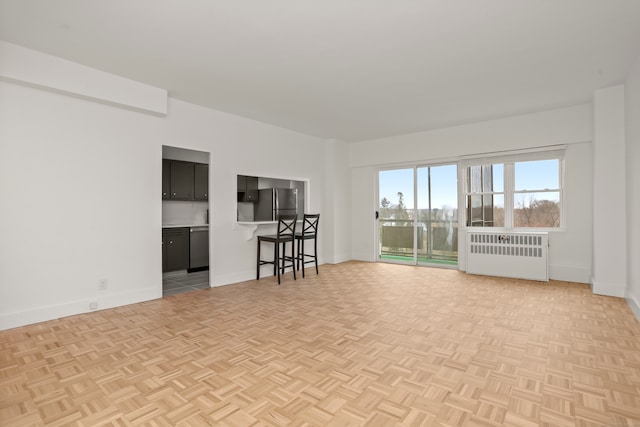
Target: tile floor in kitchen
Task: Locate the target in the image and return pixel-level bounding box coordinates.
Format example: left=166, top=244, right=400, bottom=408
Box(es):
left=162, top=270, right=209, bottom=296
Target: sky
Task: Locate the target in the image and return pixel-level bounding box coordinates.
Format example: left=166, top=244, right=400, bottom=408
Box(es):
left=379, top=165, right=458, bottom=210
left=379, top=160, right=559, bottom=210
left=515, top=160, right=559, bottom=190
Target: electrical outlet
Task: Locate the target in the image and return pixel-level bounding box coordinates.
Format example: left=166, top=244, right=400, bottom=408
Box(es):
left=89, top=301, right=98, bottom=310
left=98, top=279, right=108, bottom=290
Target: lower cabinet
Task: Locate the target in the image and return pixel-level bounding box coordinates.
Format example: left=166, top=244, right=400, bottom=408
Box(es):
left=189, top=227, right=209, bottom=271
left=162, top=228, right=189, bottom=272
left=162, top=227, right=210, bottom=273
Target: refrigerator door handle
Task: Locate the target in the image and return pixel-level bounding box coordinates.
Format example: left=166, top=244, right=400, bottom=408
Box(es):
left=274, top=189, right=279, bottom=219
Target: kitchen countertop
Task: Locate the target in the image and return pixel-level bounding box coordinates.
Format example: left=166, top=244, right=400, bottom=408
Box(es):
left=162, top=224, right=208, bottom=229
left=237, top=221, right=278, bottom=225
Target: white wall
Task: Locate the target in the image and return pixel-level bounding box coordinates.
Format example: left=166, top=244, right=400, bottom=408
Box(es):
left=0, top=81, right=164, bottom=329
left=0, top=40, right=167, bottom=114
left=625, top=54, right=640, bottom=317
left=351, top=166, right=376, bottom=261
left=349, top=105, right=594, bottom=283
left=592, top=86, right=627, bottom=297
left=0, top=43, right=337, bottom=330
left=323, top=140, right=352, bottom=264
left=348, top=105, right=592, bottom=168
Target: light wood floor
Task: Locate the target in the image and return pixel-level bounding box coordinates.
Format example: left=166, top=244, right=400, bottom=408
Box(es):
left=2, top=261, right=640, bottom=426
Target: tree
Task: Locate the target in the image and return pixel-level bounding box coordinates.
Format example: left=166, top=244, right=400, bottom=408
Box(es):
left=394, top=192, right=409, bottom=219
left=516, top=197, right=535, bottom=226
left=379, top=197, right=393, bottom=220
left=533, top=199, right=560, bottom=227
left=514, top=196, right=560, bottom=227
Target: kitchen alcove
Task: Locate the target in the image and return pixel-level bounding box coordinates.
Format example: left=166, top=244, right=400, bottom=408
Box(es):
left=161, top=145, right=211, bottom=296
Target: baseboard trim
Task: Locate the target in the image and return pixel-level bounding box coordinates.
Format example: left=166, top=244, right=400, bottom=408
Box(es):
left=211, top=270, right=255, bottom=287
left=591, top=278, right=627, bottom=298
left=626, top=295, right=640, bottom=321
left=326, top=254, right=352, bottom=264
left=352, top=252, right=375, bottom=262
left=212, top=261, right=328, bottom=287
left=0, top=286, right=161, bottom=331
left=549, top=264, right=590, bottom=284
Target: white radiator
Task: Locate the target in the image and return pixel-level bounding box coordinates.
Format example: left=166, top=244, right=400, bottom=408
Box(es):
left=466, top=231, right=549, bottom=281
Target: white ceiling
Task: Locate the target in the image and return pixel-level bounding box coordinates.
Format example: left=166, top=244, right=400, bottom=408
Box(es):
left=2, top=1, right=640, bottom=142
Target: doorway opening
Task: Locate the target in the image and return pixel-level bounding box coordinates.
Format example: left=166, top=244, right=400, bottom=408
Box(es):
left=377, top=164, right=458, bottom=267
left=161, top=145, right=211, bottom=296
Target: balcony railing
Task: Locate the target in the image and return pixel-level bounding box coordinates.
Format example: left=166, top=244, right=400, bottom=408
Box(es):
left=379, top=219, right=458, bottom=263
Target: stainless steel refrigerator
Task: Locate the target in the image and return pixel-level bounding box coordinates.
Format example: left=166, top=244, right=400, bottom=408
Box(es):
left=254, top=188, right=298, bottom=221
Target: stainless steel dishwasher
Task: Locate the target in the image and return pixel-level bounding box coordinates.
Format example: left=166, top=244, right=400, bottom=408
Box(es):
left=189, top=226, right=209, bottom=271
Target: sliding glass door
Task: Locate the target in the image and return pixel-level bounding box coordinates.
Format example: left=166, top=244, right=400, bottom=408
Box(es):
left=378, top=164, right=458, bottom=266
left=416, top=165, right=458, bottom=265
left=378, top=168, right=415, bottom=263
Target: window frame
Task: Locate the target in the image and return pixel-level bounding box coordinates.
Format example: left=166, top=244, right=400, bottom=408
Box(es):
left=460, top=148, right=565, bottom=231
left=465, top=164, right=505, bottom=227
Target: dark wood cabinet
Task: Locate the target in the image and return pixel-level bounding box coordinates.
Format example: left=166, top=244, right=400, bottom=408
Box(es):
left=162, top=228, right=190, bottom=272
left=237, top=175, right=259, bottom=202
left=247, top=176, right=258, bottom=191
left=161, top=158, right=209, bottom=273
left=169, top=160, right=194, bottom=200
left=162, top=160, right=208, bottom=201
left=163, top=227, right=209, bottom=273
left=189, top=228, right=209, bottom=270
left=194, top=163, right=208, bottom=201
left=162, top=159, right=171, bottom=200
left=237, top=175, right=258, bottom=191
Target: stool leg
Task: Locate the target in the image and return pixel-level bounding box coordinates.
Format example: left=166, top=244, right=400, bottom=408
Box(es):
left=272, top=242, right=276, bottom=277
left=276, top=241, right=281, bottom=284
left=256, top=239, right=261, bottom=280
left=292, top=240, right=296, bottom=280
left=314, top=237, right=318, bottom=275
left=296, top=238, right=300, bottom=271
left=301, top=239, right=305, bottom=278
left=282, top=241, right=287, bottom=276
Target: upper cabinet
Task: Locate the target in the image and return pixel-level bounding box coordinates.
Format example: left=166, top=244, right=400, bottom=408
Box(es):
left=237, top=175, right=259, bottom=202
left=162, top=159, right=171, bottom=200
left=194, top=163, right=208, bottom=201
left=163, top=159, right=207, bottom=201
left=169, top=160, right=195, bottom=200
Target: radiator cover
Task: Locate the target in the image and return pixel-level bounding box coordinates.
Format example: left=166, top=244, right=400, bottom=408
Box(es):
left=466, top=231, right=549, bottom=281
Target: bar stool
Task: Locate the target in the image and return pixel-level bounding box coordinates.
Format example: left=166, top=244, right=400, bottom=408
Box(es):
left=296, top=214, right=320, bottom=277
left=257, top=214, right=297, bottom=284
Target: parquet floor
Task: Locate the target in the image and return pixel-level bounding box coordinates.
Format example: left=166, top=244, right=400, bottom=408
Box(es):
left=2, top=261, right=640, bottom=426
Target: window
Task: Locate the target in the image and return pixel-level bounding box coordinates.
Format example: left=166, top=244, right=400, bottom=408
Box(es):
left=513, top=160, right=560, bottom=227
left=463, top=150, right=563, bottom=229
left=466, top=164, right=504, bottom=227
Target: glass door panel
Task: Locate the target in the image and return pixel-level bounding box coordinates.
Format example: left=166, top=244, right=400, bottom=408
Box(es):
left=378, top=168, right=415, bottom=263
left=416, top=165, right=458, bottom=265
